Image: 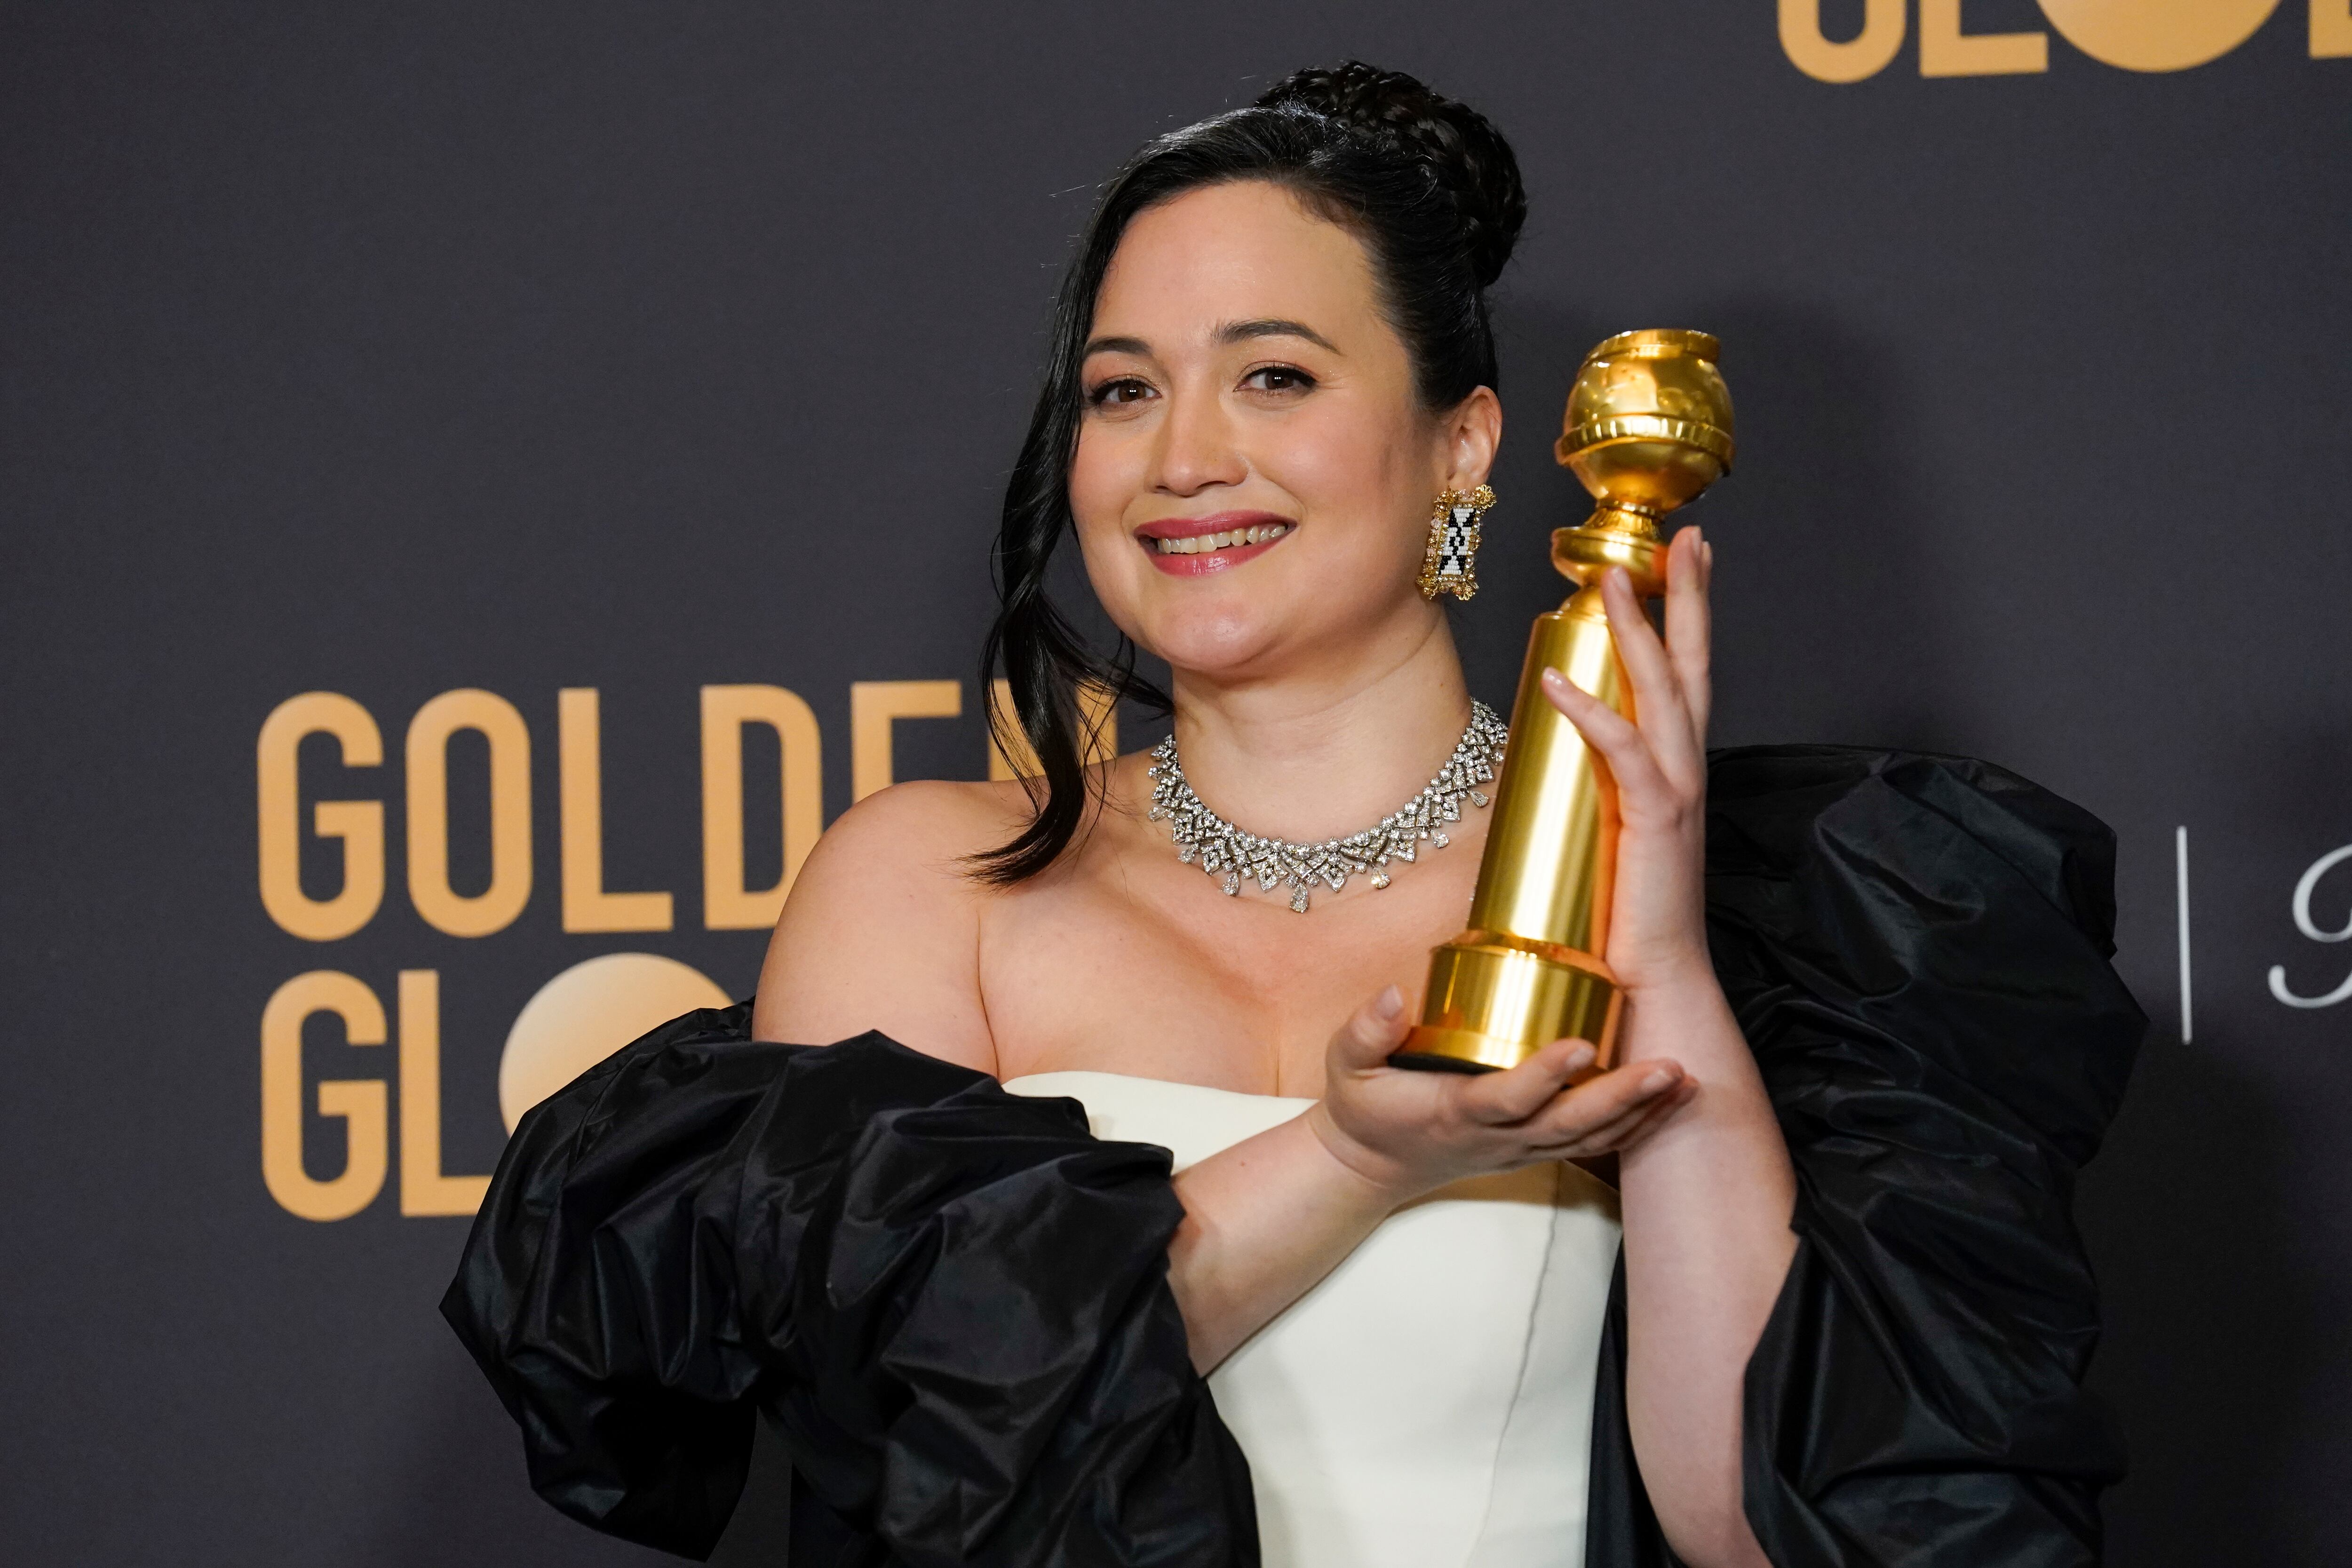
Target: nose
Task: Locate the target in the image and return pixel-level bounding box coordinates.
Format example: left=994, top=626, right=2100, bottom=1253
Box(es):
left=1150, top=378, right=1248, bottom=498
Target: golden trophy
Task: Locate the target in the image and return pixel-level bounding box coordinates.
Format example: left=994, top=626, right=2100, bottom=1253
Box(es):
left=1392, top=329, right=1734, bottom=1074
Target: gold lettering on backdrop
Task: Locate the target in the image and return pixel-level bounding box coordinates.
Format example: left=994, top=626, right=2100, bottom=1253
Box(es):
left=405, top=689, right=533, bottom=937
left=2039, top=0, right=2281, bottom=71
left=557, top=688, right=674, bottom=932
left=1921, top=0, right=2049, bottom=75
left=700, top=684, right=823, bottom=929
left=1779, top=0, right=1907, bottom=82
left=256, top=693, right=385, bottom=941
left=260, top=971, right=388, bottom=1221
left=987, top=678, right=1121, bottom=780
left=2313, top=0, right=2352, bottom=56
left=851, top=680, right=964, bottom=802
left=1785, top=0, right=2327, bottom=76
left=397, top=970, right=493, bottom=1216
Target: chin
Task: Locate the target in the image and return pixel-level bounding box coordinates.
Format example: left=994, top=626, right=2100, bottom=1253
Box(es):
left=1134, top=596, right=1291, bottom=681
left=1094, top=541, right=1421, bottom=684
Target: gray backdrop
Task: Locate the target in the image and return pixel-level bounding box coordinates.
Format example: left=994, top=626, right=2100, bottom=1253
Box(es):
left=3, top=2, right=2346, bottom=1563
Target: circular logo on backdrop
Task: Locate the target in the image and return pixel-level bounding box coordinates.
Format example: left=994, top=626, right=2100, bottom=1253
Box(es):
left=499, top=952, right=733, bottom=1130
left=2036, top=0, right=2282, bottom=72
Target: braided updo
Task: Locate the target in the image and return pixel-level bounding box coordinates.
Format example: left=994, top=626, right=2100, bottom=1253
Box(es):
left=1256, top=62, right=1526, bottom=291
left=975, top=63, right=1527, bottom=884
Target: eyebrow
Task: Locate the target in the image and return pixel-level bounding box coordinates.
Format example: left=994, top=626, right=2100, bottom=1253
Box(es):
left=1219, top=318, right=1339, bottom=352
left=1080, top=318, right=1341, bottom=359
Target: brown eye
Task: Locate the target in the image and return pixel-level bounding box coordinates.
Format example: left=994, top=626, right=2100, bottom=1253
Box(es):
left=1243, top=365, right=1316, bottom=394
left=1088, top=377, right=1155, bottom=408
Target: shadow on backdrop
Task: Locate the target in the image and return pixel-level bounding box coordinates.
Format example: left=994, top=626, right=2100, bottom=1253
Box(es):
left=2081, top=1027, right=2317, bottom=1565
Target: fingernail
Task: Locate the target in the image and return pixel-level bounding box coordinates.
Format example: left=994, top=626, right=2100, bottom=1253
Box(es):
left=1542, top=666, right=1567, bottom=690
left=1641, top=1068, right=1677, bottom=1094
left=1563, top=1043, right=1597, bottom=1072
left=1374, top=985, right=1404, bottom=1020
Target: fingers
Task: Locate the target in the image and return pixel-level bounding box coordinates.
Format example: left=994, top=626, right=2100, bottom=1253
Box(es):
left=1329, top=984, right=1410, bottom=1074
left=1599, top=568, right=1703, bottom=783
left=1662, top=528, right=1713, bottom=741
left=1597, top=563, right=1682, bottom=723
left=1515, top=1056, right=1687, bottom=1149
left=1541, top=666, right=1670, bottom=800
left=1533, top=1075, right=1696, bottom=1157
left=1459, top=1035, right=1599, bottom=1124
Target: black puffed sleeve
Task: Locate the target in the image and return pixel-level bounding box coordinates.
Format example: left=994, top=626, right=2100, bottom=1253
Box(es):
left=1587, top=746, right=2145, bottom=1568
left=441, top=1007, right=1255, bottom=1565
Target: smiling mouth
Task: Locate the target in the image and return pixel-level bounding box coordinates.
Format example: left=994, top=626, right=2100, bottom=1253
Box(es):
left=1149, top=522, right=1292, bottom=556
left=1134, top=515, right=1296, bottom=576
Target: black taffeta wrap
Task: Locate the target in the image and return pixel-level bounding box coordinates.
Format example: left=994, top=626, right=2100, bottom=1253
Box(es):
left=445, top=744, right=2143, bottom=1567
left=440, top=1020, right=1255, bottom=1565
left=1585, top=747, right=2143, bottom=1567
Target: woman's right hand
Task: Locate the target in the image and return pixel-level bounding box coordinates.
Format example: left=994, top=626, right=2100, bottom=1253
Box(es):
left=1304, top=984, right=1696, bottom=1203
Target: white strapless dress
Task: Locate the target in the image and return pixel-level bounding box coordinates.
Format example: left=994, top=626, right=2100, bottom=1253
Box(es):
left=1001, top=1072, right=1622, bottom=1568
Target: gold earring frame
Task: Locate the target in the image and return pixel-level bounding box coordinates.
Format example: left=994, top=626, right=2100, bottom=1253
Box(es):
left=1418, top=485, right=1496, bottom=601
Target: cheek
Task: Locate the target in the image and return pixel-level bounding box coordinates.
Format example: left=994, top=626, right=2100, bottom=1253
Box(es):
left=1068, top=421, right=1144, bottom=534
left=1072, top=523, right=1146, bottom=644
left=1068, top=426, right=1147, bottom=581
left=1266, top=402, right=1428, bottom=564
left=1067, top=424, right=1149, bottom=635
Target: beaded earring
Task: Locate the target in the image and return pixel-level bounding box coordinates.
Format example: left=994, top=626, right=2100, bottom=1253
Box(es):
left=1417, top=485, right=1495, bottom=600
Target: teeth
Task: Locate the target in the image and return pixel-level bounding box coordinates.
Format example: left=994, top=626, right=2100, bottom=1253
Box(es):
left=1154, top=523, right=1290, bottom=554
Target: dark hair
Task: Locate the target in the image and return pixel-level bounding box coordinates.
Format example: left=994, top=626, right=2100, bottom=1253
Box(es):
left=973, top=61, right=1527, bottom=884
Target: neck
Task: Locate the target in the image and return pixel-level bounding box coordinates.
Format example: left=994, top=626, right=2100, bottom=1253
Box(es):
left=1165, top=612, right=1474, bottom=843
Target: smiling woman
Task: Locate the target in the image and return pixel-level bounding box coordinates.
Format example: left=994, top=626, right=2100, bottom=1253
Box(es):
left=446, top=61, right=2142, bottom=1568
left=1068, top=181, right=1495, bottom=692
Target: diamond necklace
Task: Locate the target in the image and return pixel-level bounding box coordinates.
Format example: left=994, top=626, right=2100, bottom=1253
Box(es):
left=1145, top=701, right=1509, bottom=913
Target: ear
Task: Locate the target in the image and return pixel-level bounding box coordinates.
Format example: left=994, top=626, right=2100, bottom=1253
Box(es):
left=1435, top=386, right=1502, bottom=492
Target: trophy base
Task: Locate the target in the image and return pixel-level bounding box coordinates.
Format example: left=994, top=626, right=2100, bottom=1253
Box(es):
left=1390, top=934, right=1621, bottom=1075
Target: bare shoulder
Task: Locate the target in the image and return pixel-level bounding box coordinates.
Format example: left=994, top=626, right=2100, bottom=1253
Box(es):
left=752, top=778, right=1034, bottom=1071
left=805, top=776, right=1034, bottom=882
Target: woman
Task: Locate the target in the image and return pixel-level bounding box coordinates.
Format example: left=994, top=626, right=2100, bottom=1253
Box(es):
left=447, top=64, right=2141, bottom=1568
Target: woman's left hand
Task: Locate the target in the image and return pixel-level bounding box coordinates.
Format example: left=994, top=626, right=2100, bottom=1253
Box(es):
left=1539, top=526, right=1715, bottom=995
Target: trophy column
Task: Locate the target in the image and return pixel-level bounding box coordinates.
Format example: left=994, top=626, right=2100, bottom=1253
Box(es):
left=1393, top=329, right=1734, bottom=1074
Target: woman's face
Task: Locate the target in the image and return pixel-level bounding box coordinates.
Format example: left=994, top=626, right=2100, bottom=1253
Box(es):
left=1070, top=180, right=1497, bottom=688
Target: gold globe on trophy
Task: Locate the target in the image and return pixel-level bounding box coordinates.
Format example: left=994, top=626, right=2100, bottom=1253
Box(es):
left=1392, top=329, right=1734, bottom=1073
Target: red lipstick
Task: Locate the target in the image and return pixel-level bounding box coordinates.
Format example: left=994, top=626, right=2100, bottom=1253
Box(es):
left=1135, top=510, right=1295, bottom=577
